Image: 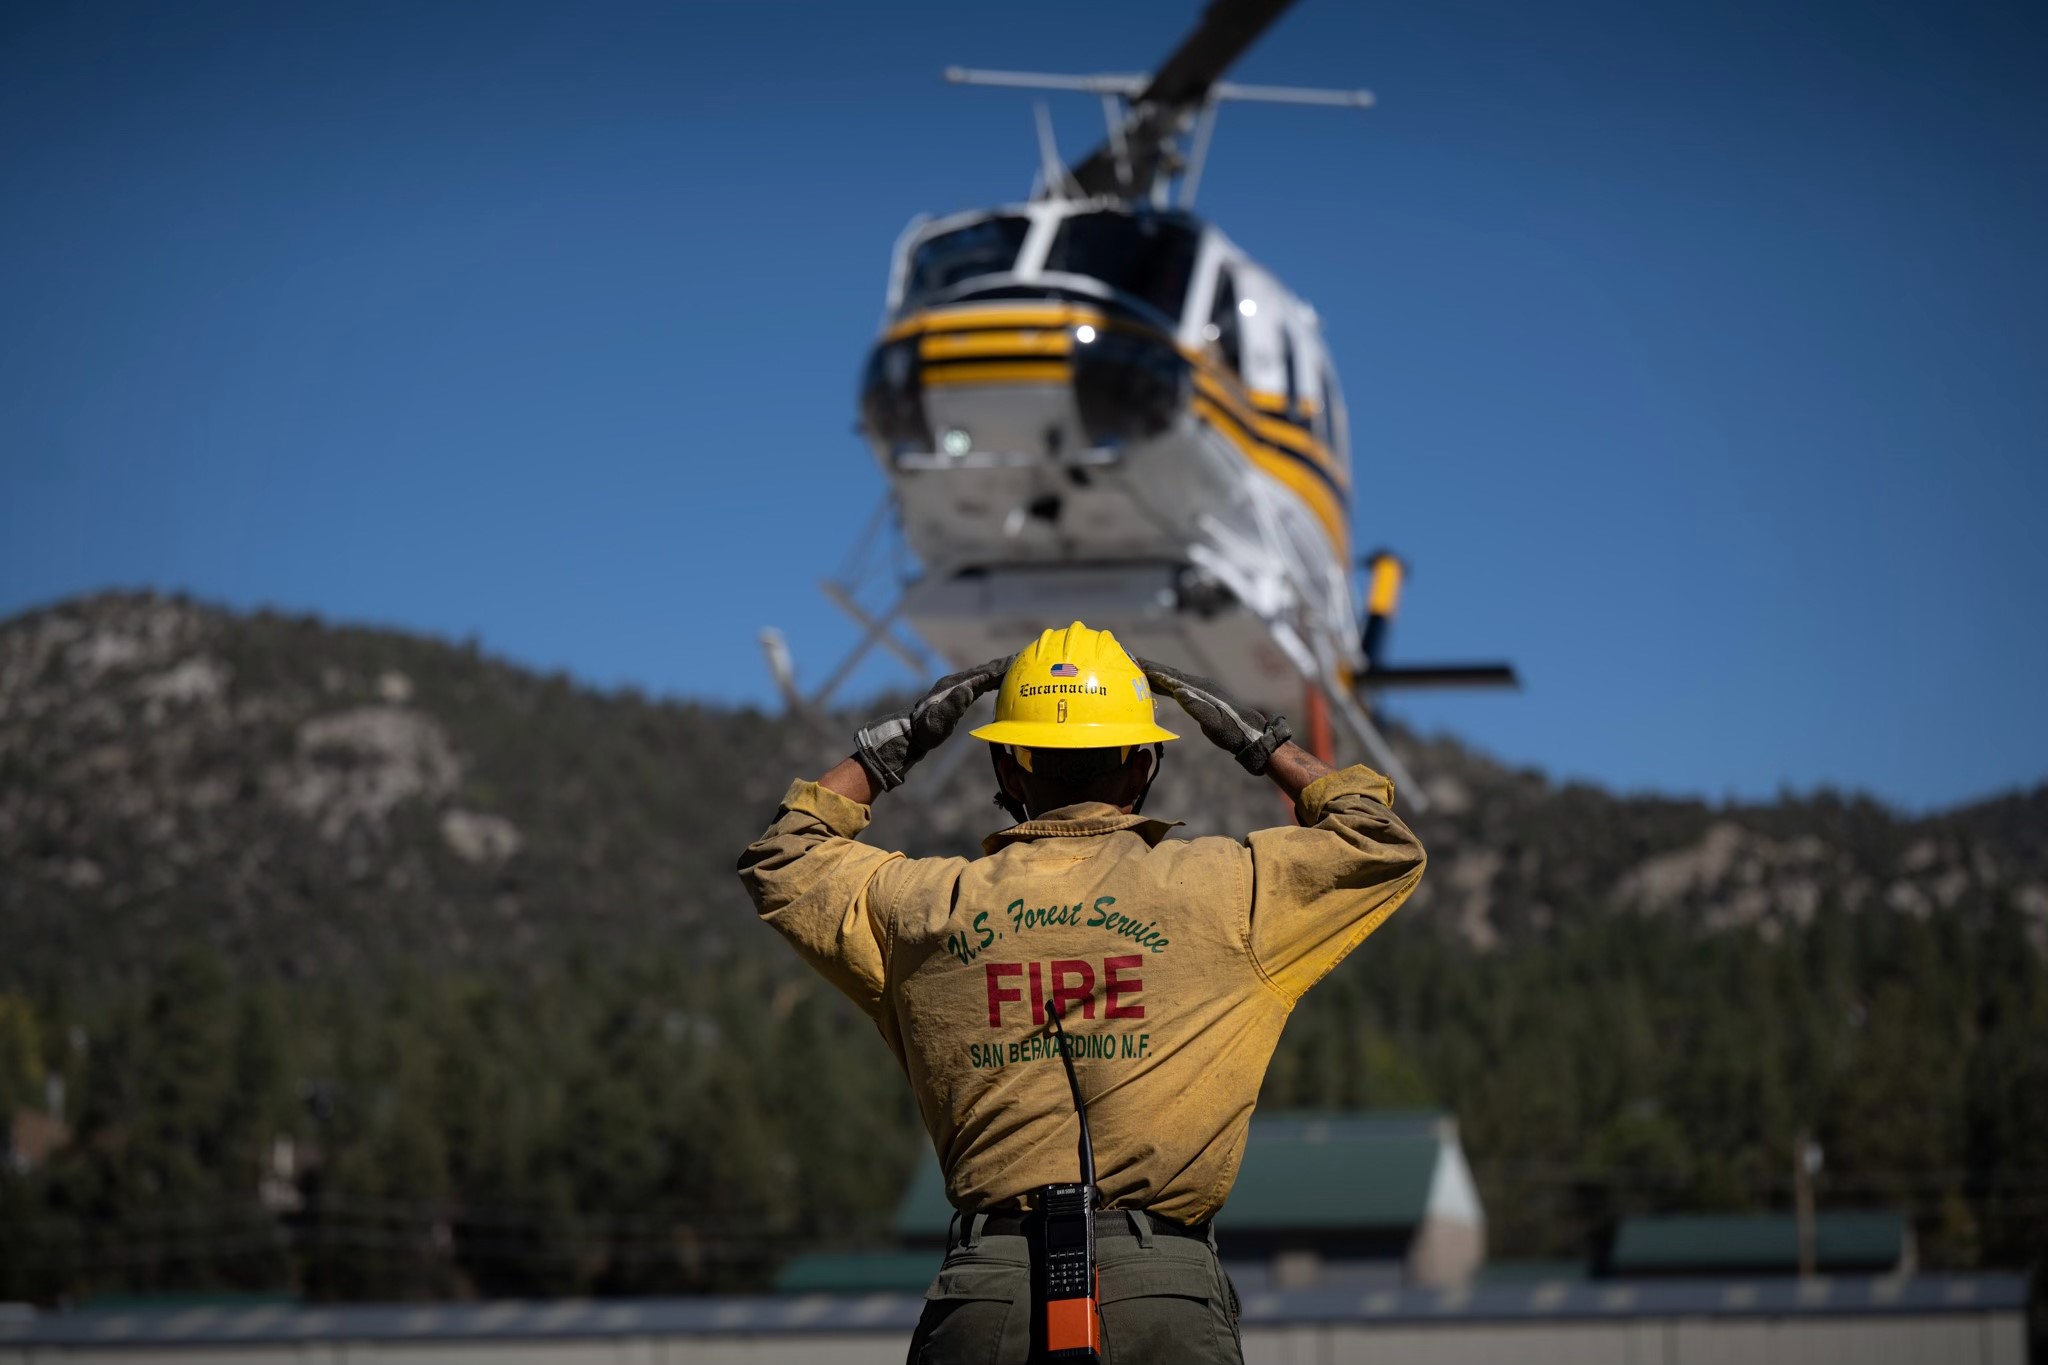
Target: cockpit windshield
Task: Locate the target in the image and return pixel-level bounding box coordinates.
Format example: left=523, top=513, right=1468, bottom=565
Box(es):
left=1042, top=211, right=1200, bottom=323
left=901, top=216, right=1031, bottom=311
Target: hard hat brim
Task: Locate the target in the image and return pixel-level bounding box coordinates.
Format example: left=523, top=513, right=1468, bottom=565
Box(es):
left=970, top=719, right=1179, bottom=747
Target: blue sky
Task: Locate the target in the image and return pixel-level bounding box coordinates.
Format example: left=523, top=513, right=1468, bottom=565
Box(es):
left=2, top=0, right=2043, bottom=811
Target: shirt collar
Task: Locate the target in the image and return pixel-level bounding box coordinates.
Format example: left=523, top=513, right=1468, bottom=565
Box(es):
left=981, top=801, right=1183, bottom=855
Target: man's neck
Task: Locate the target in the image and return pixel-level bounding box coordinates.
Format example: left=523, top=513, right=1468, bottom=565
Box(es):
left=1027, top=800, right=1137, bottom=820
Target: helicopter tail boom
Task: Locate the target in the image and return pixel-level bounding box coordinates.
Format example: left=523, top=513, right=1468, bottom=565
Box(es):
left=1357, top=551, right=1520, bottom=693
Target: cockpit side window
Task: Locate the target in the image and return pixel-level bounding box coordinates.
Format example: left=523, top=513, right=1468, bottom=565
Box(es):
left=1208, top=268, right=1243, bottom=377
left=1315, top=366, right=1348, bottom=455
left=902, top=216, right=1032, bottom=311
left=1280, top=327, right=1298, bottom=414
left=1041, top=211, right=1200, bottom=323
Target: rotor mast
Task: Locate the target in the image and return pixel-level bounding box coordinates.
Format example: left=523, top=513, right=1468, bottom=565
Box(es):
left=944, top=0, right=1373, bottom=209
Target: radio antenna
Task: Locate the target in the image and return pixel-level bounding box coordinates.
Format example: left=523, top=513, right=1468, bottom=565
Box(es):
left=1047, top=1005, right=1096, bottom=1188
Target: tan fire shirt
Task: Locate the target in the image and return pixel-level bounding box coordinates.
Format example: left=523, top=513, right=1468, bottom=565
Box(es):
left=736, top=764, right=1426, bottom=1226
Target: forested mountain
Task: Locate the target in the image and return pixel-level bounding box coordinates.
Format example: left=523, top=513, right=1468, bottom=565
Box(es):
left=1, top=591, right=2043, bottom=1304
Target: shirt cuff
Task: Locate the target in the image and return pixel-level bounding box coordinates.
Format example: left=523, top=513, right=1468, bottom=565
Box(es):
left=1295, top=764, right=1396, bottom=824
left=780, top=778, right=874, bottom=838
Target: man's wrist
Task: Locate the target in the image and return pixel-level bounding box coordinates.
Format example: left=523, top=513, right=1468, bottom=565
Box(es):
left=1265, top=742, right=1334, bottom=801
left=820, top=754, right=882, bottom=806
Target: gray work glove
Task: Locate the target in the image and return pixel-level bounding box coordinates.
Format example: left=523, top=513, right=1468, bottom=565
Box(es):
left=853, top=656, right=1014, bottom=792
left=1138, top=659, right=1291, bottom=775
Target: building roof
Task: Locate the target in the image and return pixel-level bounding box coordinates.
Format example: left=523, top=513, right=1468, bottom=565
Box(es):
left=1226, top=1111, right=1453, bottom=1230
left=895, top=1109, right=1462, bottom=1238
left=1612, top=1213, right=1911, bottom=1274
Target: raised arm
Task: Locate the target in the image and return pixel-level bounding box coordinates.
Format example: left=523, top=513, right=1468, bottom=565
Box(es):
left=740, top=657, right=1012, bottom=1014
left=1137, top=658, right=1425, bottom=998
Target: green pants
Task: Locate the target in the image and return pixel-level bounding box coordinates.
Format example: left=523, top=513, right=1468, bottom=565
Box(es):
left=907, top=1211, right=1244, bottom=1365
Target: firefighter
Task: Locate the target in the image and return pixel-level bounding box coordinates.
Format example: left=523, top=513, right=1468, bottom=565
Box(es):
left=738, top=621, right=1426, bottom=1365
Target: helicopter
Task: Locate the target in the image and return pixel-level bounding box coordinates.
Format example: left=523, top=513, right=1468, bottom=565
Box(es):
left=763, top=0, right=1514, bottom=810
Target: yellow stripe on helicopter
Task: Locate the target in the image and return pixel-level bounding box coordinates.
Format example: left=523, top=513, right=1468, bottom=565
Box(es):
left=919, top=329, right=1075, bottom=360
left=885, top=302, right=1110, bottom=344
left=1250, top=389, right=1321, bottom=419
left=921, top=360, right=1073, bottom=387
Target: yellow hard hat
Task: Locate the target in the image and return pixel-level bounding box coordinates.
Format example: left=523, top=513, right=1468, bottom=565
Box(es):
left=970, top=621, right=1179, bottom=750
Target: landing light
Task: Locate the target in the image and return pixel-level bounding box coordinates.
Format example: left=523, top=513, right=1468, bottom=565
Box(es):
left=941, top=428, right=973, bottom=457
left=1074, top=325, right=1097, bottom=344
left=1238, top=298, right=1258, bottom=317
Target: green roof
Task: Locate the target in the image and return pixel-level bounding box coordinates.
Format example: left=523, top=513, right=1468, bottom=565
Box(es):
left=1612, top=1213, right=1910, bottom=1273
left=895, top=1110, right=1451, bottom=1237
left=775, top=1251, right=941, bottom=1295
left=1226, top=1111, right=1446, bottom=1229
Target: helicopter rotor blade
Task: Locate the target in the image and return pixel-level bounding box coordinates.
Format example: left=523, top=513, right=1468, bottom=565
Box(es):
left=1141, top=0, right=1300, bottom=107
left=1068, top=0, right=1301, bottom=197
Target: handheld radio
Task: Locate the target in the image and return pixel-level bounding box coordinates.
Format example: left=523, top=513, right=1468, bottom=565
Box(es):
left=1037, top=1006, right=1102, bottom=1363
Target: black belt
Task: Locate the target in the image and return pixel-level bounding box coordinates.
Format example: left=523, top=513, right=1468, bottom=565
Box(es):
left=971, top=1209, right=1211, bottom=1242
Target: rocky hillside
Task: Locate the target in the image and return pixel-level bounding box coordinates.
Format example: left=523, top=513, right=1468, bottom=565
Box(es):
left=2, top=593, right=801, bottom=988
left=3, top=592, right=2042, bottom=989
